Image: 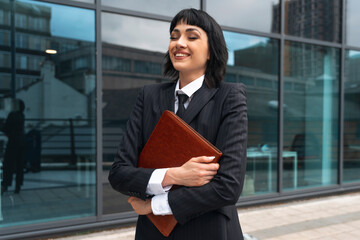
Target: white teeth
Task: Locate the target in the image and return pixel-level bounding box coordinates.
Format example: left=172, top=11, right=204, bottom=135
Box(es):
left=175, top=53, right=188, bottom=57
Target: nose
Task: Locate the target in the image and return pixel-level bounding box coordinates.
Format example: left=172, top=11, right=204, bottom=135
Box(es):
left=176, top=35, right=187, bottom=48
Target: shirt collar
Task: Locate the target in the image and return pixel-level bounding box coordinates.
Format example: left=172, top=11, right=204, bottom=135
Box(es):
left=174, top=75, right=205, bottom=98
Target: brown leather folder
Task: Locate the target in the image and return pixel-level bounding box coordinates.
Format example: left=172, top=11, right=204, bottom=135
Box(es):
left=138, top=110, right=222, bottom=237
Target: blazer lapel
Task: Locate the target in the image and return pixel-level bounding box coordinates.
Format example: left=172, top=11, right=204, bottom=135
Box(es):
left=159, top=82, right=176, bottom=113
left=182, top=82, right=218, bottom=124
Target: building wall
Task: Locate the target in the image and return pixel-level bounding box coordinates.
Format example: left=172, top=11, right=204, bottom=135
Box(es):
left=0, top=0, right=360, bottom=239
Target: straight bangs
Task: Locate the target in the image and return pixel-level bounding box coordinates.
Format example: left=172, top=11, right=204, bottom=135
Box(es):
left=164, top=9, right=228, bottom=88
left=169, top=9, right=212, bottom=35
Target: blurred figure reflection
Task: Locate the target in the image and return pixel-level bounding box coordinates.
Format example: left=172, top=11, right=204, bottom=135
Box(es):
left=25, top=124, right=42, bottom=173
left=1, top=99, right=26, bottom=194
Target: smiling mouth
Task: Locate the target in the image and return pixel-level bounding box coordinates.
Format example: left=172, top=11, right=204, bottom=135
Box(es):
left=175, top=53, right=189, bottom=57
left=173, top=52, right=190, bottom=60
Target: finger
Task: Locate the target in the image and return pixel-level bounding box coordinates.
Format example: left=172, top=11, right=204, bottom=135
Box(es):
left=200, top=163, right=219, bottom=171
left=206, top=169, right=218, bottom=175
left=197, top=169, right=217, bottom=178
left=193, top=156, right=216, bottom=163
left=200, top=178, right=212, bottom=185
left=207, top=163, right=219, bottom=170
left=202, top=170, right=218, bottom=177
left=128, top=197, right=134, bottom=203
left=200, top=173, right=215, bottom=179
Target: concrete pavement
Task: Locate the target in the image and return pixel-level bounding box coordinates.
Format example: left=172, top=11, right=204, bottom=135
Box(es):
left=52, top=192, right=360, bottom=240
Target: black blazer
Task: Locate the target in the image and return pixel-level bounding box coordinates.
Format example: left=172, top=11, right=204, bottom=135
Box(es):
left=109, top=81, right=248, bottom=240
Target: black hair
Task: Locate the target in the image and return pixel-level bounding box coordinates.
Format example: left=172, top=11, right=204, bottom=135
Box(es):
left=163, top=8, right=228, bottom=88
left=18, top=99, right=25, bottom=112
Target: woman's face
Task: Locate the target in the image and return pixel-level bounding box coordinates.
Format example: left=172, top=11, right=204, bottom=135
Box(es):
left=168, top=22, right=209, bottom=78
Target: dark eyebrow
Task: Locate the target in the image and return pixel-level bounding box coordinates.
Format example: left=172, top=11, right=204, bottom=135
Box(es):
left=172, top=28, right=202, bottom=35
left=185, top=28, right=201, bottom=34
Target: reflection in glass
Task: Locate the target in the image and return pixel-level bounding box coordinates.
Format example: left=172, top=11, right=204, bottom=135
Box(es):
left=0, top=0, right=96, bottom=228
left=102, top=13, right=169, bottom=53
left=225, top=31, right=279, bottom=196
left=344, top=50, right=360, bottom=182
left=101, top=13, right=169, bottom=215
left=346, top=0, right=360, bottom=47
left=283, top=41, right=339, bottom=190
left=0, top=30, right=10, bottom=46
left=284, top=0, right=341, bottom=43
left=207, top=0, right=280, bottom=33
left=102, top=0, right=199, bottom=17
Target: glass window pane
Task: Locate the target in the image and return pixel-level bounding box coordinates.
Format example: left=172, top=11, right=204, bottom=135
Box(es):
left=225, top=31, right=279, bottom=196
left=283, top=41, right=339, bottom=190
left=101, top=0, right=200, bottom=17
left=0, top=0, right=96, bottom=228
left=0, top=30, right=10, bottom=46
left=101, top=13, right=169, bottom=215
left=207, top=0, right=280, bottom=33
left=344, top=50, right=360, bottom=182
left=346, top=0, right=360, bottom=47
left=284, top=0, right=342, bottom=43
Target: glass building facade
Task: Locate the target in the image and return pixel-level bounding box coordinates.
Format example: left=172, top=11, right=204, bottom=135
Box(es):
left=0, top=0, right=359, bottom=239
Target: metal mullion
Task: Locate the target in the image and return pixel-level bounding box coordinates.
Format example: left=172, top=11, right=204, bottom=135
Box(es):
left=95, top=0, right=103, bottom=221
left=10, top=0, right=16, bottom=99
left=3, top=216, right=97, bottom=232
left=343, top=45, right=360, bottom=51
left=101, top=211, right=137, bottom=222
left=237, top=192, right=281, bottom=207
left=342, top=181, right=360, bottom=190
left=236, top=180, right=360, bottom=208
left=221, top=25, right=282, bottom=40
left=237, top=184, right=357, bottom=208
left=201, top=0, right=206, bottom=11
left=278, top=0, right=285, bottom=194
left=339, top=0, right=346, bottom=186
left=100, top=6, right=172, bottom=23
left=0, top=216, right=137, bottom=240
left=284, top=35, right=342, bottom=48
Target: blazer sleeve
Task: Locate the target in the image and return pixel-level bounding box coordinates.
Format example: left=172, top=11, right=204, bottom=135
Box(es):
left=108, top=87, right=155, bottom=200
left=168, top=83, right=248, bottom=224
left=2, top=112, right=14, bottom=135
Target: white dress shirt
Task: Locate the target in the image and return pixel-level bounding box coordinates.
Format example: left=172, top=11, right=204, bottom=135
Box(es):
left=145, top=75, right=205, bottom=215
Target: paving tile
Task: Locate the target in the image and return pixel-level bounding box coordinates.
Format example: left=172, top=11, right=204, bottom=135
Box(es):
left=269, top=232, right=308, bottom=240
left=349, top=229, right=360, bottom=237
left=332, top=223, right=358, bottom=232
left=49, top=192, right=360, bottom=240
left=325, top=232, right=360, bottom=240
left=346, top=219, right=360, bottom=228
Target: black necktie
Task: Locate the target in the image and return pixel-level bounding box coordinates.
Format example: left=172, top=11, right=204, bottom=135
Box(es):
left=176, top=94, right=189, bottom=118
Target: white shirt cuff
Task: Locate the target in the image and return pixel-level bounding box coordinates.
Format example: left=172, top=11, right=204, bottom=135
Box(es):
left=151, top=192, right=173, bottom=215
left=146, top=168, right=172, bottom=196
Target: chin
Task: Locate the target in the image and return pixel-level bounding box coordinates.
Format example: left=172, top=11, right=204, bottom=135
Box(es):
left=172, top=64, right=187, bottom=72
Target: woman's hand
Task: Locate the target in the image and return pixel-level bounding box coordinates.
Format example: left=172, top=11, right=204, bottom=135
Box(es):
left=163, top=156, right=219, bottom=187
left=128, top=197, right=152, bottom=215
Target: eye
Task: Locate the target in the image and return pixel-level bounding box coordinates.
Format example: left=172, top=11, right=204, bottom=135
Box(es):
left=187, top=33, right=200, bottom=40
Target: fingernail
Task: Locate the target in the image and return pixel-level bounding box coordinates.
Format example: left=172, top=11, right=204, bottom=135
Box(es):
left=208, top=156, right=215, bottom=160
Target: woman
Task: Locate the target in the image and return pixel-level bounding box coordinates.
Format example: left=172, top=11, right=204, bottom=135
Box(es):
left=109, top=8, right=247, bottom=240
